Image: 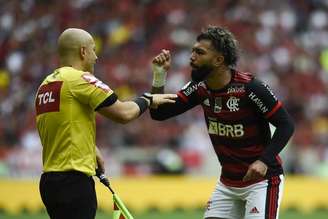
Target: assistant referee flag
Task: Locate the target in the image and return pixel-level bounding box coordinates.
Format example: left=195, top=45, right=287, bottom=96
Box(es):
left=113, top=194, right=134, bottom=219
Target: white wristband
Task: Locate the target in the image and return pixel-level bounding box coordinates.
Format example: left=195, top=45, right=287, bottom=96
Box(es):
left=152, top=64, right=167, bottom=87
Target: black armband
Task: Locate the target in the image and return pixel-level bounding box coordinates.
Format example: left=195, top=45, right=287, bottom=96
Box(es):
left=95, top=93, right=118, bottom=111
left=134, top=97, right=149, bottom=116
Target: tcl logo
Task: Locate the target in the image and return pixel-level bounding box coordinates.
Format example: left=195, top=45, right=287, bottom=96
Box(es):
left=37, top=92, right=55, bottom=105
left=35, top=81, right=62, bottom=115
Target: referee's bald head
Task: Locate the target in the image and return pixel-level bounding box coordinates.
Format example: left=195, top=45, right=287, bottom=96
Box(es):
left=58, top=28, right=94, bottom=59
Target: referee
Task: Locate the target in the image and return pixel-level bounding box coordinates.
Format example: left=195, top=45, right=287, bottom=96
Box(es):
left=35, top=28, right=176, bottom=219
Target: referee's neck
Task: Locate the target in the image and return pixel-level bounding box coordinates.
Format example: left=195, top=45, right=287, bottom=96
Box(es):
left=60, top=59, right=84, bottom=72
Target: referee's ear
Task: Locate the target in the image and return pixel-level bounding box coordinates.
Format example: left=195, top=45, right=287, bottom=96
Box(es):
left=80, top=46, right=87, bottom=60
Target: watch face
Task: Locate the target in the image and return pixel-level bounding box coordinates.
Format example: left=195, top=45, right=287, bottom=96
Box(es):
left=144, top=92, right=152, bottom=98
left=143, top=93, right=153, bottom=105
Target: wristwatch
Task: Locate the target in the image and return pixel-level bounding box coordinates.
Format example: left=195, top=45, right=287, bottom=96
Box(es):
left=142, top=92, right=153, bottom=106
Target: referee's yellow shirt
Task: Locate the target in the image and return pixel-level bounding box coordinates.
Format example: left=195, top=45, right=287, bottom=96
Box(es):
left=35, top=67, right=114, bottom=176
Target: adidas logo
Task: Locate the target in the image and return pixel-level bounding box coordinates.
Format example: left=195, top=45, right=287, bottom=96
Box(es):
left=249, top=207, right=259, bottom=214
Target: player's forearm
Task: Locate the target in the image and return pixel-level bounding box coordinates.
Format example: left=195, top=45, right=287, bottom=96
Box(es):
left=259, top=108, right=295, bottom=166
left=149, top=97, right=193, bottom=121
left=151, top=86, right=164, bottom=94
left=149, top=86, right=168, bottom=120
left=149, top=104, right=174, bottom=120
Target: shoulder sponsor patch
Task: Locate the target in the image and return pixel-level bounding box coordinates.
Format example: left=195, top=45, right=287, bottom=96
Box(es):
left=181, top=81, right=198, bottom=96
left=248, top=92, right=269, bottom=114
left=35, top=81, right=63, bottom=115
left=181, top=81, right=192, bottom=90
left=261, top=81, right=278, bottom=101
left=82, top=73, right=112, bottom=93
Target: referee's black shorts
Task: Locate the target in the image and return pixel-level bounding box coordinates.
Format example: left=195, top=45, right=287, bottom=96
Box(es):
left=39, top=171, right=97, bottom=219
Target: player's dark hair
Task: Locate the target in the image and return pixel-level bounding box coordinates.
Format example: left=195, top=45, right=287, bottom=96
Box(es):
left=197, top=26, right=239, bottom=67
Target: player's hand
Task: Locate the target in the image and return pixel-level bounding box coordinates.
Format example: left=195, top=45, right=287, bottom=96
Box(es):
left=151, top=49, right=171, bottom=87
left=242, top=160, right=268, bottom=182
left=151, top=93, right=177, bottom=108
left=152, top=49, right=171, bottom=71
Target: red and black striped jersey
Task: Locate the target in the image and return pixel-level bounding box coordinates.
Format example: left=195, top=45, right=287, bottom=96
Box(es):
left=178, top=70, right=283, bottom=187
left=150, top=69, right=294, bottom=187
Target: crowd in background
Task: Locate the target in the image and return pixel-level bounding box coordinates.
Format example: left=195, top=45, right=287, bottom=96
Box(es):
left=0, top=0, right=327, bottom=177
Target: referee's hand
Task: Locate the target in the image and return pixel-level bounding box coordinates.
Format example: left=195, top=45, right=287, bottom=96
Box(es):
left=242, top=160, right=268, bottom=182
left=151, top=94, right=177, bottom=108
left=96, top=168, right=110, bottom=188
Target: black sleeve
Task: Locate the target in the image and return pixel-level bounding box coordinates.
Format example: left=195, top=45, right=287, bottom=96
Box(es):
left=150, top=81, right=201, bottom=120
left=247, top=79, right=295, bottom=166
left=247, top=78, right=280, bottom=118
left=259, top=107, right=295, bottom=166
left=95, top=93, right=118, bottom=111
left=150, top=96, right=198, bottom=120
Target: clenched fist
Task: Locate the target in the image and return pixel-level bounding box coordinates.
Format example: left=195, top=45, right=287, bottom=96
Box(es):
left=152, top=49, right=171, bottom=71
left=151, top=49, right=171, bottom=87
left=242, top=160, right=268, bottom=182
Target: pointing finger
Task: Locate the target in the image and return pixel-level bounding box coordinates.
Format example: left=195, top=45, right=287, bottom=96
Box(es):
left=163, top=99, right=176, bottom=103
left=162, top=94, right=177, bottom=99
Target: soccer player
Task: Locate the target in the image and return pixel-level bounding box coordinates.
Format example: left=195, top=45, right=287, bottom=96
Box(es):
left=35, top=28, right=176, bottom=219
left=149, top=26, right=295, bottom=219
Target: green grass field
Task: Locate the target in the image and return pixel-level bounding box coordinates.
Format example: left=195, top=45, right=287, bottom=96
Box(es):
left=1, top=210, right=327, bottom=219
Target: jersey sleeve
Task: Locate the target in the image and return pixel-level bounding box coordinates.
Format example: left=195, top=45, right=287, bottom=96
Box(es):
left=149, top=81, right=202, bottom=120
left=177, top=81, right=203, bottom=105
left=246, top=78, right=282, bottom=119
left=70, top=73, right=115, bottom=110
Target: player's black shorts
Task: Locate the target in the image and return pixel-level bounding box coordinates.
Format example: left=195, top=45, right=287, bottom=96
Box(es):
left=39, top=170, right=97, bottom=219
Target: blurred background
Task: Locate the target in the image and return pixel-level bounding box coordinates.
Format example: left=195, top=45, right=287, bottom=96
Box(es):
left=0, top=0, right=327, bottom=218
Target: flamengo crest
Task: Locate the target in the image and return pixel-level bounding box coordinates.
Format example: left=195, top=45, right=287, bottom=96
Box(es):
left=226, top=96, right=239, bottom=112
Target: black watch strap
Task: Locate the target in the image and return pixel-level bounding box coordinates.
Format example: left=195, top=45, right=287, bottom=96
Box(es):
left=142, top=92, right=153, bottom=106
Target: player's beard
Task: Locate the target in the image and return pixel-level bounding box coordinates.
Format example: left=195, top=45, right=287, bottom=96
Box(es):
left=191, top=64, right=213, bottom=83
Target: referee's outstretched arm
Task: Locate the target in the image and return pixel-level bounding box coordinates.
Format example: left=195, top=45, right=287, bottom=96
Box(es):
left=97, top=93, right=177, bottom=124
